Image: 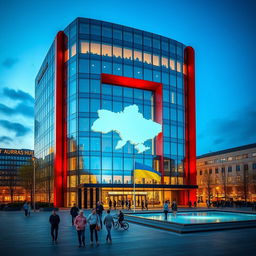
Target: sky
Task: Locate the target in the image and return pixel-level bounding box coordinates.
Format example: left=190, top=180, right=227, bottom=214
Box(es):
left=0, top=0, right=255, bottom=155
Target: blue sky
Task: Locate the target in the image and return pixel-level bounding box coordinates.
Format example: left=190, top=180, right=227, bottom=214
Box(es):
left=0, top=0, right=255, bottom=155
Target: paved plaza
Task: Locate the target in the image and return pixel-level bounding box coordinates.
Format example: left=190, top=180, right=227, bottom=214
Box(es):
left=0, top=209, right=256, bottom=256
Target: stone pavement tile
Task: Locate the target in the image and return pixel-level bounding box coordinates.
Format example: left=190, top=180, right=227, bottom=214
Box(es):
left=0, top=210, right=256, bottom=256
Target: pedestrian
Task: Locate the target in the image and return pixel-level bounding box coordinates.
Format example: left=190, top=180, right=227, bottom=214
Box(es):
left=74, top=210, right=87, bottom=248
left=171, top=200, right=178, bottom=217
left=141, top=200, right=144, bottom=210
left=137, top=199, right=140, bottom=207
left=163, top=200, right=169, bottom=220
left=109, top=199, right=112, bottom=209
left=113, top=200, right=117, bottom=210
left=128, top=200, right=131, bottom=210
left=96, top=201, right=104, bottom=228
left=70, top=203, right=79, bottom=225
left=121, top=199, right=124, bottom=209
left=103, top=209, right=114, bottom=243
left=23, top=201, right=28, bottom=216
left=49, top=209, right=60, bottom=244
left=188, top=201, right=192, bottom=208
left=145, top=200, right=148, bottom=210
left=194, top=201, right=197, bottom=208
left=27, top=203, right=31, bottom=216
left=118, top=210, right=124, bottom=227
left=87, top=208, right=100, bottom=246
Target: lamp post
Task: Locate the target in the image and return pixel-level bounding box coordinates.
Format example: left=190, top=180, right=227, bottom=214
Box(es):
left=32, top=157, right=36, bottom=212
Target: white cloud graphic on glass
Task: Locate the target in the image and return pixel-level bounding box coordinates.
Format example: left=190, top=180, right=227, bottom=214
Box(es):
left=91, top=104, right=162, bottom=153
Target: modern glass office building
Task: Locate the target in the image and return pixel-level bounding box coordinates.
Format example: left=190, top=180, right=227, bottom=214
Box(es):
left=35, top=18, right=197, bottom=208
left=0, top=148, right=34, bottom=202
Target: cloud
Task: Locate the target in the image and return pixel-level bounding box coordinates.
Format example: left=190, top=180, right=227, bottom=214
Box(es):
left=3, top=88, right=34, bottom=104
left=0, top=136, right=13, bottom=144
left=0, top=103, right=34, bottom=118
left=0, top=120, right=31, bottom=137
left=2, top=58, right=18, bottom=68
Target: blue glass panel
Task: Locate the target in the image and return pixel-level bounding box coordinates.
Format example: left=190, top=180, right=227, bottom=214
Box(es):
left=79, top=59, right=89, bottom=73
left=91, top=25, right=101, bottom=35
left=102, top=156, right=112, bottom=169
left=102, top=61, right=112, bottom=74
left=90, top=99, right=100, bottom=113
left=79, top=137, right=89, bottom=151
left=113, top=63, right=122, bottom=76
left=90, top=137, right=101, bottom=151
left=90, top=79, right=100, bottom=93
left=79, top=98, right=89, bottom=112
left=79, top=79, right=89, bottom=93
left=90, top=156, right=101, bottom=169
left=79, top=118, right=89, bottom=131
left=90, top=60, right=101, bottom=74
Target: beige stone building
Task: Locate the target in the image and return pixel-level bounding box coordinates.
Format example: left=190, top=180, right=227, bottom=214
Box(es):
left=197, top=143, right=256, bottom=204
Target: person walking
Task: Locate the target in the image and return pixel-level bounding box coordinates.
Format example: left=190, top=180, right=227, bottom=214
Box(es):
left=70, top=203, right=79, bottom=226
left=141, top=200, right=144, bottom=210
left=74, top=210, right=87, bottom=248
left=194, top=201, right=197, bottom=208
left=163, top=201, right=169, bottom=220
left=113, top=200, right=117, bottom=210
left=145, top=200, right=148, bottom=210
left=128, top=200, right=131, bottom=210
left=171, top=200, right=178, bottom=217
left=103, top=210, right=114, bottom=243
left=87, top=208, right=100, bottom=246
left=23, top=201, right=28, bottom=216
left=96, top=201, right=104, bottom=228
left=27, top=203, right=31, bottom=216
left=49, top=209, right=60, bottom=244
left=121, top=199, right=124, bottom=209
left=109, top=199, right=112, bottom=209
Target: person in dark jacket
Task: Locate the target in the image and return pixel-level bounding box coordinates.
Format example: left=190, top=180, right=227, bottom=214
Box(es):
left=49, top=209, right=60, bottom=243
left=171, top=200, right=178, bottom=217
left=118, top=210, right=124, bottom=227
left=96, top=201, right=104, bottom=228
left=113, top=200, right=117, bottom=210
left=70, top=204, right=79, bottom=225
left=109, top=199, right=112, bottom=209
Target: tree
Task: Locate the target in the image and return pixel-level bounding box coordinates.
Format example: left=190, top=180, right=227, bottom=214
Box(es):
left=243, top=164, right=249, bottom=202
left=203, top=172, right=212, bottom=204
left=7, top=173, right=17, bottom=203
left=18, top=160, right=34, bottom=203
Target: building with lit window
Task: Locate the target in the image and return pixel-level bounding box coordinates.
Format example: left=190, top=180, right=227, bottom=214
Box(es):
left=197, top=143, right=256, bottom=204
left=0, top=148, right=34, bottom=202
left=35, top=18, right=197, bottom=208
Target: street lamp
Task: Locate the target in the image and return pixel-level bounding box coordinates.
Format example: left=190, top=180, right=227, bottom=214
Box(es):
left=32, top=157, right=36, bottom=212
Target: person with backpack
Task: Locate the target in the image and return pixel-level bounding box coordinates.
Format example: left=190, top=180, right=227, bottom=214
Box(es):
left=163, top=200, right=169, bottom=220
left=74, top=210, right=87, bottom=247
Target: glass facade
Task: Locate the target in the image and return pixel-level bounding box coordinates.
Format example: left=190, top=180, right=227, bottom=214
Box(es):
left=35, top=18, right=194, bottom=207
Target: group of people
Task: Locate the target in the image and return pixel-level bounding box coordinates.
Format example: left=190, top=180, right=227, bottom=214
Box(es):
left=108, top=199, right=149, bottom=210
left=188, top=201, right=197, bottom=208
left=50, top=202, right=125, bottom=247
left=163, top=200, right=178, bottom=220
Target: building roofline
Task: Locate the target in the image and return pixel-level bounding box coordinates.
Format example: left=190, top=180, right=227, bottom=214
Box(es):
left=197, top=143, right=256, bottom=159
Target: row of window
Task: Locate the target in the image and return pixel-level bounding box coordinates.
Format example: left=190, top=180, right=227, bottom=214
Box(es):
left=67, top=41, right=185, bottom=74
left=0, top=156, right=32, bottom=160
left=78, top=22, right=183, bottom=55
left=199, top=163, right=256, bottom=175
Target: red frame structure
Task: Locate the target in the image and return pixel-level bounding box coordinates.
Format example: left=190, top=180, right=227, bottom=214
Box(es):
left=54, top=31, right=67, bottom=207
left=53, top=28, right=196, bottom=206
left=101, top=73, right=164, bottom=180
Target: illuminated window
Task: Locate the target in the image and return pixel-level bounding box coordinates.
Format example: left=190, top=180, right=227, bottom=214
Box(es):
left=170, top=59, right=175, bottom=70
left=69, top=157, right=77, bottom=171
left=113, top=46, right=122, bottom=58
left=153, top=55, right=159, bottom=66
left=183, top=64, right=187, bottom=75
left=171, top=92, right=175, bottom=104
left=124, top=48, right=132, bottom=60
left=102, top=44, right=112, bottom=57
left=90, top=42, right=101, bottom=55
left=70, top=43, right=76, bottom=57
left=69, top=175, right=77, bottom=188
left=161, top=57, right=168, bottom=68
left=64, top=49, right=69, bottom=62
left=177, top=62, right=181, bottom=72
left=80, top=41, right=89, bottom=54
left=134, top=50, right=142, bottom=62
left=144, top=52, right=152, bottom=64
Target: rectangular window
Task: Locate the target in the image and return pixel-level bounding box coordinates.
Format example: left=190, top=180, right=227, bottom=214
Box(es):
left=124, top=31, right=132, bottom=42
left=113, top=29, right=122, bottom=40
left=215, top=168, right=219, bottom=174
left=221, top=167, right=225, bottom=173
left=153, top=55, right=159, bottom=66
left=209, top=169, right=212, bottom=174
left=134, top=50, right=142, bottom=62
left=124, top=48, right=132, bottom=60
left=244, top=164, right=248, bottom=171
left=70, top=43, right=76, bottom=57
left=144, top=52, right=152, bottom=64
left=171, top=92, right=176, bottom=104
left=113, top=46, right=122, bottom=58
left=228, top=166, right=232, bottom=172
left=102, top=26, right=112, bottom=38
left=252, top=163, right=256, bottom=169
left=177, top=62, right=181, bottom=72
left=134, top=34, right=142, bottom=44
left=90, top=42, right=101, bottom=55
left=91, top=25, right=101, bottom=35
left=236, top=165, right=240, bottom=171
left=80, top=41, right=89, bottom=54
left=102, top=44, right=112, bottom=57
left=170, top=59, right=175, bottom=70
left=161, top=57, right=168, bottom=68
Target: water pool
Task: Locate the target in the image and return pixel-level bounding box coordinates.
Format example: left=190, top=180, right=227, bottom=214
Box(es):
left=131, top=211, right=256, bottom=224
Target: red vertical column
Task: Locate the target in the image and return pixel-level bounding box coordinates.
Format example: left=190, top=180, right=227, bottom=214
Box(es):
left=54, top=31, right=67, bottom=207
left=184, top=46, right=196, bottom=187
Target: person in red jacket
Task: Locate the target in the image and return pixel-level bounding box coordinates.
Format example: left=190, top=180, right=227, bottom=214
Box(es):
left=74, top=210, right=87, bottom=247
